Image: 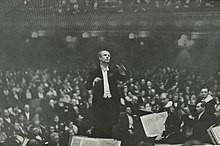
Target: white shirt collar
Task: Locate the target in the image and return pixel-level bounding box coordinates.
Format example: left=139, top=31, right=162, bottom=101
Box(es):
left=203, top=95, right=213, bottom=103
left=198, top=111, right=205, bottom=120
left=100, top=65, right=109, bottom=72
left=165, top=101, right=173, bottom=108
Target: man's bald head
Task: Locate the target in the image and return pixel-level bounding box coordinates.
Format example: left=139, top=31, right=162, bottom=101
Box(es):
left=98, top=50, right=111, bottom=64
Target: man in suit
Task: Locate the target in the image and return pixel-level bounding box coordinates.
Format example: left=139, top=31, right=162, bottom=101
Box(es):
left=29, top=126, right=46, bottom=146
left=193, top=102, right=214, bottom=143
left=21, top=104, right=34, bottom=122
left=51, top=115, right=66, bottom=138
left=197, top=87, right=216, bottom=120
left=85, top=50, right=126, bottom=138
left=158, top=92, right=172, bottom=112
left=118, top=106, right=136, bottom=146
left=2, top=109, right=14, bottom=136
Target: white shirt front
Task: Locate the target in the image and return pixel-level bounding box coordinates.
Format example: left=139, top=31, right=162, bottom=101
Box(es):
left=198, top=111, right=205, bottom=120
left=127, top=114, right=134, bottom=129
left=36, top=135, right=42, bottom=141
left=202, top=95, right=213, bottom=103
left=38, top=92, right=44, bottom=99
left=4, top=117, right=11, bottom=124
left=101, top=66, right=112, bottom=98
left=25, top=112, right=30, bottom=121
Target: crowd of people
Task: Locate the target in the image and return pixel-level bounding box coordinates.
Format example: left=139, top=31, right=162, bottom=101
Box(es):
left=0, top=64, right=219, bottom=145
left=20, top=0, right=220, bottom=14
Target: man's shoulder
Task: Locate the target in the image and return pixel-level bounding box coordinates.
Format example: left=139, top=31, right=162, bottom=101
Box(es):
left=88, top=66, right=101, bottom=74
left=204, top=95, right=214, bottom=103
left=200, top=112, right=214, bottom=120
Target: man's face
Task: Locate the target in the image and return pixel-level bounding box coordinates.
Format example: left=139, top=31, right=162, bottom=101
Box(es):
left=173, top=93, right=179, bottom=102
left=0, top=118, right=4, bottom=126
left=196, top=103, right=205, bottom=114
left=169, top=106, right=175, bottom=113
left=147, top=81, right=152, bottom=87
left=19, top=115, right=25, bottom=122
left=160, top=93, right=169, bottom=106
left=54, top=116, right=59, bottom=123
left=33, top=127, right=40, bottom=135
left=14, top=123, right=21, bottom=130
left=49, top=126, right=55, bottom=132
left=3, top=110, right=9, bottom=118
left=24, top=105, right=30, bottom=112
left=99, top=51, right=111, bottom=63
left=129, top=78, right=134, bottom=83
left=141, top=90, right=145, bottom=96
left=34, top=119, right=40, bottom=125
left=52, top=134, right=60, bottom=143
left=140, top=79, right=145, bottom=85
left=200, top=88, right=208, bottom=98
left=126, top=107, right=132, bottom=115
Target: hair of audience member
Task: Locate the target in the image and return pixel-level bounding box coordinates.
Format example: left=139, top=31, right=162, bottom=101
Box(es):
left=200, top=86, right=209, bottom=92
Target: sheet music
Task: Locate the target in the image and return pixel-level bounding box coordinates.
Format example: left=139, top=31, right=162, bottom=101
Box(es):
left=212, top=126, right=220, bottom=144
left=140, top=112, right=168, bottom=138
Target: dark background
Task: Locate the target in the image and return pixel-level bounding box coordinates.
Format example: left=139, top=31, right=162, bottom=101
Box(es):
left=0, top=0, right=219, bottom=74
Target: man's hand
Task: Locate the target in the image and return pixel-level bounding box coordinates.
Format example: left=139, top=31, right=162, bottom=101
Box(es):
left=93, top=77, right=102, bottom=86
left=128, top=129, right=134, bottom=135
left=94, top=77, right=102, bottom=83
left=86, top=129, right=92, bottom=135
left=116, top=64, right=126, bottom=75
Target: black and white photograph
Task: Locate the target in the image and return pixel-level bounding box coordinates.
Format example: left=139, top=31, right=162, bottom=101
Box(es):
left=0, top=0, right=220, bottom=146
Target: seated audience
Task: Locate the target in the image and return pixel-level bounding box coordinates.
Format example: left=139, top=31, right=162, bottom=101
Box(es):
left=0, top=65, right=219, bottom=145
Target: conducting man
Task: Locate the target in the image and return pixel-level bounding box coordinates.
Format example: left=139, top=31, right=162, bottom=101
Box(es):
left=85, top=50, right=126, bottom=138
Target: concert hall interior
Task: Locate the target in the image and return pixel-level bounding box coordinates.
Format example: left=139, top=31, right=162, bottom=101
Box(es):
left=0, top=0, right=220, bottom=146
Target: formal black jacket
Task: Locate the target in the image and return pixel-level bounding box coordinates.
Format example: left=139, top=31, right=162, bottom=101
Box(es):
left=5, top=137, right=21, bottom=146
left=118, top=113, right=135, bottom=135
left=85, top=66, right=126, bottom=124
left=196, top=95, right=216, bottom=119
left=20, top=110, right=35, bottom=122
left=3, top=116, right=15, bottom=136
left=193, top=112, right=214, bottom=143
left=118, top=113, right=137, bottom=146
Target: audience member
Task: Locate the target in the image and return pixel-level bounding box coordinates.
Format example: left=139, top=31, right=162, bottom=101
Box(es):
left=197, top=87, right=216, bottom=120
left=0, top=65, right=219, bottom=145
left=118, top=106, right=137, bottom=146
left=193, top=102, right=214, bottom=143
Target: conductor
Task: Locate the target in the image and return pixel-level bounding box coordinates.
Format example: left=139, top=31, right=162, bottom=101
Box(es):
left=85, top=50, right=126, bottom=138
